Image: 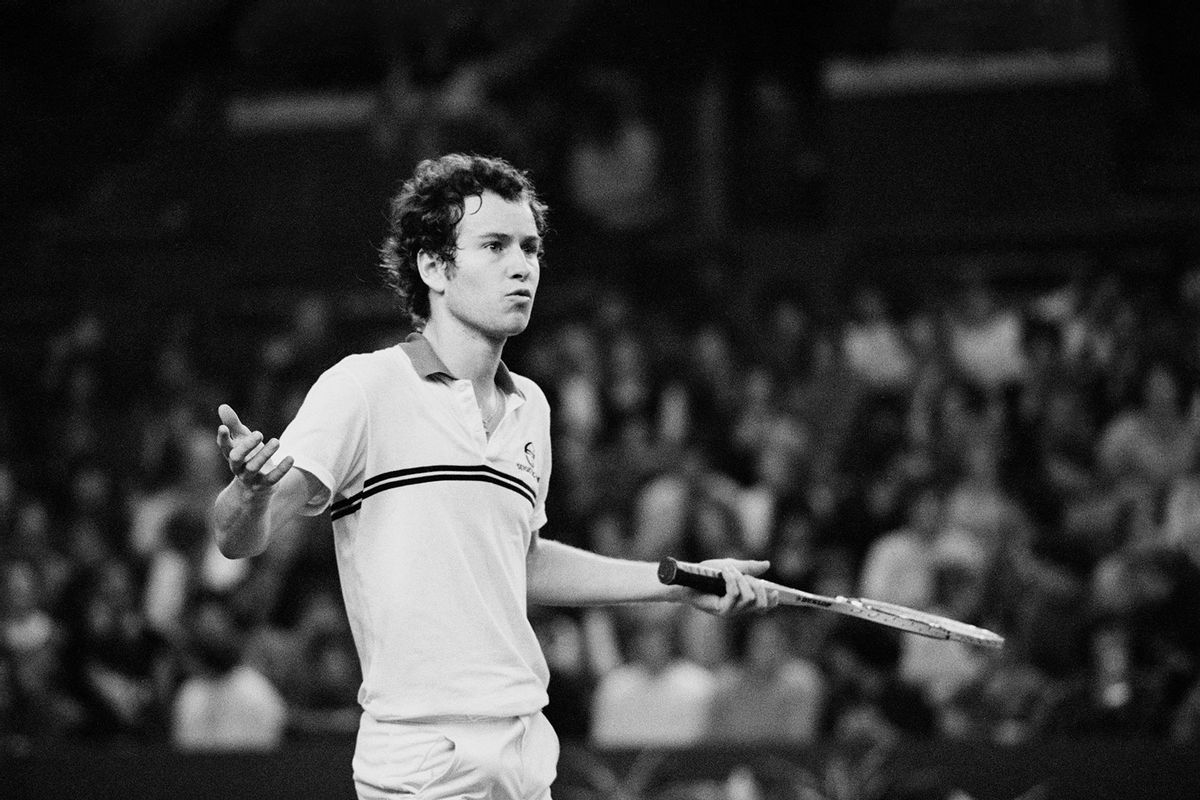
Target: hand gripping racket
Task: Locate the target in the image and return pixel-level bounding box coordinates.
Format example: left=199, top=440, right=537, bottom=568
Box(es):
left=658, top=557, right=1004, bottom=649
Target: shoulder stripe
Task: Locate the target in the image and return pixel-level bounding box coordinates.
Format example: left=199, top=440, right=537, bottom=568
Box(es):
left=329, top=464, right=536, bottom=520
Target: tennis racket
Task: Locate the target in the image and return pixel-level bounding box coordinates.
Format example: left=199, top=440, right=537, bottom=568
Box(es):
left=658, top=557, right=1004, bottom=649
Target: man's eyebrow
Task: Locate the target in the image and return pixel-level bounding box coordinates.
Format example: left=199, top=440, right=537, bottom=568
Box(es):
left=475, top=232, right=542, bottom=246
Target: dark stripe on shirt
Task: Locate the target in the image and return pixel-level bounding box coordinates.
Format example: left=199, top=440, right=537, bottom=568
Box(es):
left=329, top=464, right=536, bottom=520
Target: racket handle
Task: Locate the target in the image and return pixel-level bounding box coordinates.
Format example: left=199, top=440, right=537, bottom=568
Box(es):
left=657, top=557, right=727, bottom=596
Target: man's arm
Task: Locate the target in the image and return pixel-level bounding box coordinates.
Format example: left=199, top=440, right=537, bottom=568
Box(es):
left=526, top=532, right=776, bottom=616
left=212, top=404, right=319, bottom=559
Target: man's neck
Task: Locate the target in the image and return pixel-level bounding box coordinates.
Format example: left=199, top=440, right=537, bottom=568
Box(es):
left=421, top=319, right=505, bottom=391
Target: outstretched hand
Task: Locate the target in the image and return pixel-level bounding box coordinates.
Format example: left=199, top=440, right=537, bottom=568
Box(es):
left=215, top=404, right=293, bottom=492
left=683, top=558, right=779, bottom=617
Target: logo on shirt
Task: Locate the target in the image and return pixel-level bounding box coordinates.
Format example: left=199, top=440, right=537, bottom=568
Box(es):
left=517, top=442, right=539, bottom=479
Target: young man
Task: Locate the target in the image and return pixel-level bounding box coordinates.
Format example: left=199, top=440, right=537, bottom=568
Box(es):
left=213, top=153, right=777, bottom=800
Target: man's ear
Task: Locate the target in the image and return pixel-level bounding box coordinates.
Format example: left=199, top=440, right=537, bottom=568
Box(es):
left=417, top=250, right=448, bottom=295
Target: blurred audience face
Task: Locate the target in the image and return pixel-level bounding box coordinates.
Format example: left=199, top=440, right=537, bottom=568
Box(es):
left=533, top=612, right=584, bottom=675
left=690, top=325, right=733, bottom=380
left=909, top=488, right=944, bottom=538
left=188, top=600, right=243, bottom=676
left=70, top=463, right=113, bottom=516
left=755, top=417, right=807, bottom=491
left=853, top=286, right=888, bottom=323
left=66, top=517, right=111, bottom=570
left=627, top=609, right=676, bottom=674
left=589, top=513, right=628, bottom=559
left=745, top=616, right=791, bottom=677
left=1143, top=364, right=1180, bottom=416
left=13, top=500, right=52, bottom=554
left=183, top=427, right=228, bottom=490
left=292, top=294, right=332, bottom=344
left=1, top=561, right=40, bottom=619
left=93, top=560, right=136, bottom=615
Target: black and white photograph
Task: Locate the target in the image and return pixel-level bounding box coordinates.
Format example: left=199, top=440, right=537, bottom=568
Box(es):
left=4, top=2, right=1200, bottom=799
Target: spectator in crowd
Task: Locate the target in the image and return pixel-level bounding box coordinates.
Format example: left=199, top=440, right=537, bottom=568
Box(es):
left=940, top=653, right=1053, bottom=744
left=706, top=614, right=825, bottom=746
left=531, top=608, right=596, bottom=743
left=0, top=560, right=85, bottom=740
left=590, top=606, right=717, bottom=748
left=248, top=294, right=343, bottom=437
left=755, top=298, right=813, bottom=386
left=284, top=625, right=362, bottom=738
left=1162, top=451, right=1200, bottom=569
left=858, top=484, right=946, bottom=610
left=6, top=497, right=73, bottom=612
left=733, top=411, right=811, bottom=557
left=629, top=441, right=741, bottom=563
left=942, top=439, right=1030, bottom=561
left=785, top=329, right=864, bottom=482
left=1096, top=359, right=1200, bottom=507
left=1172, top=677, right=1200, bottom=742
left=142, top=508, right=212, bottom=642
left=127, top=426, right=248, bottom=594
left=820, top=620, right=937, bottom=746
left=944, top=265, right=1027, bottom=393
left=368, top=0, right=578, bottom=169
left=1013, top=379, right=1113, bottom=571
left=1035, top=620, right=1169, bottom=737
left=2, top=561, right=59, bottom=668
left=172, top=594, right=287, bottom=751
left=60, top=558, right=171, bottom=739
left=896, top=532, right=993, bottom=708
left=842, top=284, right=916, bottom=396
left=38, top=311, right=117, bottom=482
left=563, top=68, right=670, bottom=240
left=763, top=501, right=820, bottom=591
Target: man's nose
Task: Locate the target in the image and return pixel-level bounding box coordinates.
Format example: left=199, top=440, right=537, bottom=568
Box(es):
left=508, top=250, right=535, bottom=278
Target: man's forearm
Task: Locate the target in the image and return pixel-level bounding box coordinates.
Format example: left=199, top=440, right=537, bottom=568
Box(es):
left=213, top=480, right=274, bottom=559
left=526, top=537, right=684, bottom=606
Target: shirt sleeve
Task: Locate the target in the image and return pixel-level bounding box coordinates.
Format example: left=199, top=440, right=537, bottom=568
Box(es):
left=277, top=365, right=369, bottom=515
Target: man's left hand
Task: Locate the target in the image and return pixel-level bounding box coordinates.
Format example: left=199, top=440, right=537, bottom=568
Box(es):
left=681, top=559, right=779, bottom=617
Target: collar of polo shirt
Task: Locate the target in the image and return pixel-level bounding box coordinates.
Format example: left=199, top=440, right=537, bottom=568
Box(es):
left=402, top=332, right=521, bottom=397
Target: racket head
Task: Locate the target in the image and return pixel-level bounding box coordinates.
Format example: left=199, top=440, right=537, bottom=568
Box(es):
left=841, top=597, right=1006, bottom=648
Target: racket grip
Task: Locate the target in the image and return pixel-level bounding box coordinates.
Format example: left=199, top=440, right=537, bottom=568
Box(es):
left=657, top=557, right=727, bottom=596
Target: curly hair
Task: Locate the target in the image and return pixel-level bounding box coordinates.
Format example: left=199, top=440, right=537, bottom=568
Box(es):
left=379, top=153, right=548, bottom=328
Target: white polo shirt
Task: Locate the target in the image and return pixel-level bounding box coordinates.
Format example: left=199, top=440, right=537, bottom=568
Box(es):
left=277, top=334, right=552, bottom=721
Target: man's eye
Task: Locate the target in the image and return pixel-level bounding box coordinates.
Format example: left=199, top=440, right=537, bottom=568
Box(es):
left=484, top=242, right=502, bottom=251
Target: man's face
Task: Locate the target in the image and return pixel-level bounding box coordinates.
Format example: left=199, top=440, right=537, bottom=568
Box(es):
left=438, top=190, right=541, bottom=341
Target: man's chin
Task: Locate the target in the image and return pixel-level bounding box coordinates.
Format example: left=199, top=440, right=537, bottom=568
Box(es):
left=499, top=314, right=532, bottom=337
left=483, top=318, right=531, bottom=342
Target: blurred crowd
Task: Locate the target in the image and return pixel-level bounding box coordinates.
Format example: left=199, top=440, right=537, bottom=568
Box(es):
left=5, top=246, right=1200, bottom=756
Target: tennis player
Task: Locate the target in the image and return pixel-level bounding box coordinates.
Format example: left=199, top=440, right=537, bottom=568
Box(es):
left=213, top=153, right=778, bottom=800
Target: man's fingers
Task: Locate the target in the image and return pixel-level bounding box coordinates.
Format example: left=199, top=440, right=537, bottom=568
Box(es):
left=750, top=576, right=774, bottom=611
left=216, top=425, right=232, bottom=455
left=694, top=561, right=779, bottom=617
left=717, top=566, right=739, bottom=616
left=244, top=438, right=281, bottom=474
left=727, top=559, right=771, bottom=577
left=218, top=404, right=251, bottom=436
left=732, top=571, right=758, bottom=612
left=263, top=455, right=295, bottom=485
left=229, top=430, right=265, bottom=464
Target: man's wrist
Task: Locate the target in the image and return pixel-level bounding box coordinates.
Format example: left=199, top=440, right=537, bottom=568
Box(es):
left=233, top=477, right=275, bottom=505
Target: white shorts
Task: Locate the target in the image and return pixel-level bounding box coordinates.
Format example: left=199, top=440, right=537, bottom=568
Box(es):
left=353, top=711, right=559, bottom=800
